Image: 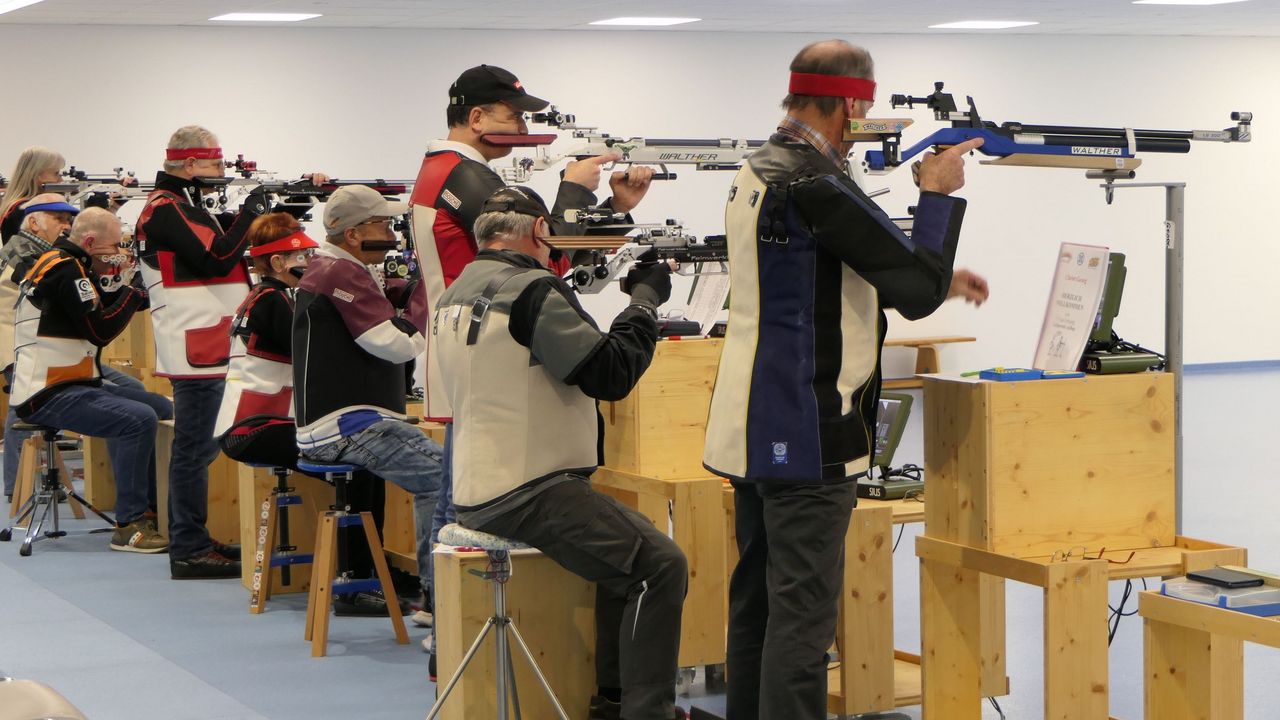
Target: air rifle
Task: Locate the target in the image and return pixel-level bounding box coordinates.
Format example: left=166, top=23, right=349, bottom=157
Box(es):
left=495, top=107, right=768, bottom=183
left=197, top=156, right=412, bottom=216
left=561, top=208, right=728, bottom=294
left=860, top=82, right=1251, bottom=180
left=42, top=167, right=152, bottom=208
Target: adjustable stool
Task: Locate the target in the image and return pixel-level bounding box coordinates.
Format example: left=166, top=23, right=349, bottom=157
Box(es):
left=247, top=463, right=314, bottom=614
left=297, top=459, right=408, bottom=657
left=1, top=424, right=115, bottom=556
left=426, top=523, right=569, bottom=720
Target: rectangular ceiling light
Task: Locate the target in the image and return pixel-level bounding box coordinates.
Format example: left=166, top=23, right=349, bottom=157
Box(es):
left=589, top=17, right=701, bottom=26
left=210, top=12, right=322, bottom=22
left=1133, top=0, right=1249, bottom=4
left=0, top=0, right=46, bottom=17
left=929, top=20, right=1040, bottom=29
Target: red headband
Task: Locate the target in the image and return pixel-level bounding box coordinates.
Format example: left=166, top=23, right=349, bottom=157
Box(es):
left=165, top=147, right=224, bottom=161
left=788, top=72, right=876, bottom=101
left=250, top=231, right=318, bottom=258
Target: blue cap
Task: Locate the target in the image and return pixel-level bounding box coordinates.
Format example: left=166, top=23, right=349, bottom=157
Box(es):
left=22, top=200, right=80, bottom=216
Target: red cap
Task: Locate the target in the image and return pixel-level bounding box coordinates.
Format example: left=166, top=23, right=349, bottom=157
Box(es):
left=249, top=231, right=319, bottom=258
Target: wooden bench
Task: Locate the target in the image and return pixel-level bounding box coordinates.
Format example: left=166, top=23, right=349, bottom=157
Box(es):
left=882, top=335, right=975, bottom=389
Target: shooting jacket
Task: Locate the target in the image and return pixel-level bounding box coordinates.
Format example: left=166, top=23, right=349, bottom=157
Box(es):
left=136, top=172, right=260, bottom=379
left=408, top=140, right=613, bottom=422
left=292, top=245, right=428, bottom=451
left=703, top=135, right=967, bottom=484
left=0, top=228, right=55, bottom=375
left=214, top=277, right=295, bottom=437
left=433, top=249, right=657, bottom=511
left=11, top=239, right=146, bottom=416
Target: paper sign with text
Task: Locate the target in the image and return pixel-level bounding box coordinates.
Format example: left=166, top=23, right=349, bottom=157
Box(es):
left=1033, top=242, right=1109, bottom=371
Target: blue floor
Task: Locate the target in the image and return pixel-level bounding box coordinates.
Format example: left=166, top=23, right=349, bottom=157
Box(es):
left=2, top=366, right=1277, bottom=719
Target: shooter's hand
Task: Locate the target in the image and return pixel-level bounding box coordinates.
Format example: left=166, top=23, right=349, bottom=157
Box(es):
left=947, top=268, right=989, bottom=306
left=563, top=154, right=618, bottom=193
left=916, top=137, right=984, bottom=195
left=608, top=165, right=654, bottom=215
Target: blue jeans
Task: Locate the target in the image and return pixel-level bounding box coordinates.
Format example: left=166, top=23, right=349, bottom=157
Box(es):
left=4, top=366, right=161, bottom=497
left=168, top=378, right=225, bottom=560
left=426, top=422, right=457, bottom=601
left=303, top=419, right=443, bottom=591
left=24, top=381, right=172, bottom=524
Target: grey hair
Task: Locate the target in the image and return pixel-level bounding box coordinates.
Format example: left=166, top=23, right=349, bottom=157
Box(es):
left=69, top=207, right=120, bottom=244
left=781, top=40, right=875, bottom=116
left=163, top=125, right=219, bottom=173
left=473, top=211, right=535, bottom=246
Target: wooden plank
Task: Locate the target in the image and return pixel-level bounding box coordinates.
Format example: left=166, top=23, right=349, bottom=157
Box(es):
left=980, top=154, right=1142, bottom=170
left=920, top=556, right=984, bottom=720
left=1138, top=591, right=1280, bottom=650
left=836, top=504, right=895, bottom=714
left=1143, top=609, right=1244, bottom=720
left=672, top=478, right=727, bottom=668
left=81, top=435, right=116, bottom=510
left=828, top=656, right=922, bottom=710
left=980, top=574, right=1010, bottom=697
left=985, top=374, right=1175, bottom=558
left=922, top=377, right=990, bottom=550
left=434, top=549, right=595, bottom=720
left=1043, top=560, right=1110, bottom=720
left=884, top=336, right=976, bottom=347
left=602, top=338, right=722, bottom=480
left=916, top=535, right=1047, bottom=588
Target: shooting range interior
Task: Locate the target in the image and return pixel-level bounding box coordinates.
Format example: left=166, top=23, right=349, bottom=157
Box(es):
left=1, top=2, right=1278, bottom=718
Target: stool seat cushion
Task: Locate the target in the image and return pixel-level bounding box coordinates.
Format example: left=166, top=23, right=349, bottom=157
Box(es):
left=439, top=523, right=529, bottom=551
left=297, top=460, right=360, bottom=474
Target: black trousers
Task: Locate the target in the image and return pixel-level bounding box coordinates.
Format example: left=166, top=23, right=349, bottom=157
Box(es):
left=725, top=479, right=856, bottom=720
left=465, top=476, right=688, bottom=720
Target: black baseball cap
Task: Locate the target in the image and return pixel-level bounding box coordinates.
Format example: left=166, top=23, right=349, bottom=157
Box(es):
left=481, top=186, right=554, bottom=232
left=449, top=65, right=549, bottom=112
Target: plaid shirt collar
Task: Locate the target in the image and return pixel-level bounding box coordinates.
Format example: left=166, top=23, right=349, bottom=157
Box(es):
left=776, top=115, right=844, bottom=168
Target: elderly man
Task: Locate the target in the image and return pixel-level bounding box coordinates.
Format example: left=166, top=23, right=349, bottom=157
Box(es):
left=1, top=194, right=77, bottom=500
left=434, top=186, right=687, bottom=720
left=135, top=125, right=273, bottom=578
left=10, top=208, right=172, bottom=552
left=703, top=40, right=989, bottom=719
left=293, top=185, right=442, bottom=616
left=409, top=63, right=655, bottom=645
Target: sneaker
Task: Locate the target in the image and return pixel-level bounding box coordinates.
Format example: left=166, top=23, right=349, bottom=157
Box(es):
left=211, top=541, right=241, bottom=561
left=333, top=589, right=410, bottom=617
left=588, top=696, right=621, bottom=720
left=170, top=550, right=241, bottom=579
left=110, top=519, right=169, bottom=554
left=421, top=632, right=434, bottom=654
left=411, top=609, right=434, bottom=628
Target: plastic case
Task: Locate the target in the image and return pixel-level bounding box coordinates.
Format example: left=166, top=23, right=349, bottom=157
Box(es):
left=1161, top=576, right=1280, bottom=616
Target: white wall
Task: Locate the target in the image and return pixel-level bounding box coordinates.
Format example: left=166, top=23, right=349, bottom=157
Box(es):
left=2, top=24, right=1276, bottom=370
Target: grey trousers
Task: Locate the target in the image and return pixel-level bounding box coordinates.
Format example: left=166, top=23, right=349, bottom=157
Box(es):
left=462, top=475, right=688, bottom=720
left=725, top=479, right=857, bottom=720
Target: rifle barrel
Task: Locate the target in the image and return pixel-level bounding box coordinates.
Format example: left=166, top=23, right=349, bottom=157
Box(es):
left=1006, top=123, right=1195, bottom=141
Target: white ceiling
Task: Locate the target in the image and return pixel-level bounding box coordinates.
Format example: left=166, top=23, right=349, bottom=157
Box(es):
left=3, top=0, right=1280, bottom=35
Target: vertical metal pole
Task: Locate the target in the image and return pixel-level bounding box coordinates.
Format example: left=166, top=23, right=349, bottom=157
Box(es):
left=494, top=553, right=509, bottom=720
left=1165, top=185, right=1186, bottom=534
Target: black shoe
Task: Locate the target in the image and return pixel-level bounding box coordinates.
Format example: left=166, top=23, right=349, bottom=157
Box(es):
left=428, top=652, right=437, bottom=683
left=211, top=541, right=241, bottom=561
left=333, top=589, right=410, bottom=617
left=587, top=696, right=620, bottom=720
left=170, top=550, right=241, bottom=579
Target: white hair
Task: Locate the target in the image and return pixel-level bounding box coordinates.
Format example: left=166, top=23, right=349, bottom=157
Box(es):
left=163, top=125, right=219, bottom=173
left=473, top=211, right=535, bottom=246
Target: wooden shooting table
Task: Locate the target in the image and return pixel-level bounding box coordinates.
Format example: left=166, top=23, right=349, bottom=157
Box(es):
left=1139, top=590, right=1277, bottom=720
left=881, top=335, right=975, bottom=389
left=916, top=372, right=1246, bottom=720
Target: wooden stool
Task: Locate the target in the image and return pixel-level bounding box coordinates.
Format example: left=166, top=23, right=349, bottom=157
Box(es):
left=247, top=463, right=314, bottom=614
left=427, top=524, right=569, bottom=720
left=1, top=424, right=115, bottom=556
left=297, top=459, right=408, bottom=657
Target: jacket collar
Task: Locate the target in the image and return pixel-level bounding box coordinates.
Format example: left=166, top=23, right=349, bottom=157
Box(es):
left=153, top=171, right=204, bottom=196
left=427, top=139, right=489, bottom=166
left=52, top=237, right=92, bottom=268
left=476, top=248, right=543, bottom=270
